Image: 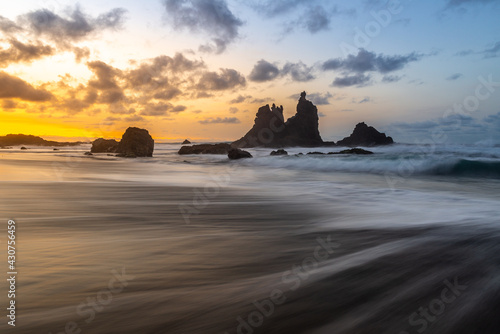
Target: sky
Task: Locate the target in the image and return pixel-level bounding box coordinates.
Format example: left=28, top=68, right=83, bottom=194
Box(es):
left=0, top=0, right=499, bottom=143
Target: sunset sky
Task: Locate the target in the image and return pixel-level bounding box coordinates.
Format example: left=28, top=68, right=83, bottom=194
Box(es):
left=0, top=0, right=499, bottom=143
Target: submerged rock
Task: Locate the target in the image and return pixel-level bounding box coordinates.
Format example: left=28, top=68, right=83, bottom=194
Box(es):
left=228, top=148, right=252, bottom=160
left=270, top=149, right=288, bottom=156
left=91, top=138, right=119, bottom=153
left=329, top=148, right=374, bottom=155
left=337, top=122, right=393, bottom=147
left=20, top=147, right=27, bottom=150
left=178, top=143, right=231, bottom=155
left=307, top=152, right=325, bottom=155
left=182, top=139, right=191, bottom=145
left=84, top=152, right=93, bottom=156
left=115, top=127, right=154, bottom=158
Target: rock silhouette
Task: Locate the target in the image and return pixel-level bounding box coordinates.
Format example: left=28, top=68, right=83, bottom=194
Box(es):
left=91, top=139, right=119, bottom=153
left=232, top=92, right=323, bottom=148
left=182, top=139, right=191, bottom=144
left=337, top=122, right=393, bottom=147
left=228, top=148, right=252, bottom=159
left=115, top=127, right=154, bottom=158
left=178, top=143, right=231, bottom=155
left=328, top=148, right=374, bottom=155
left=0, top=134, right=82, bottom=147
left=270, top=149, right=288, bottom=156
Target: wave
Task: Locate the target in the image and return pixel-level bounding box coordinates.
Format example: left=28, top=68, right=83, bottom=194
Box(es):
left=428, top=159, right=500, bottom=178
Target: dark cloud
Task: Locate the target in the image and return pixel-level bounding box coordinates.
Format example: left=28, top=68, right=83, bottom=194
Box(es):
left=229, top=107, right=239, bottom=114
left=248, top=60, right=280, bottom=82
left=332, top=74, right=371, bottom=87
left=199, top=117, right=240, bottom=124
left=229, top=94, right=252, bottom=104
left=87, top=61, right=121, bottom=90
left=162, top=0, right=243, bottom=53
left=0, top=39, right=54, bottom=68
left=282, top=62, right=315, bottom=81
left=382, top=75, right=403, bottom=83
left=196, top=68, right=246, bottom=90
left=303, top=6, right=330, bottom=33
left=172, top=105, right=187, bottom=112
left=248, top=60, right=315, bottom=82
left=358, top=97, right=372, bottom=104
left=446, top=73, right=463, bottom=81
left=250, top=0, right=313, bottom=17
left=323, top=49, right=422, bottom=74
left=0, top=71, right=53, bottom=101
left=153, top=87, right=182, bottom=100
left=140, top=102, right=173, bottom=116
left=22, top=6, right=127, bottom=44
left=1, top=99, right=18, bottom=109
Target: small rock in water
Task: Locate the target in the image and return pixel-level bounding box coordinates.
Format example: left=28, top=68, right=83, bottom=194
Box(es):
left=228, top=148, right=253, bottom=160
left=270, top=149, right=288, bottom=156
left=329, top=148, right=374, bottom=155
left=182, top=139, right=191, bottom=145
left=84, top=152, right=93, bottom=156
left=21, top=147, right=27, bottom=150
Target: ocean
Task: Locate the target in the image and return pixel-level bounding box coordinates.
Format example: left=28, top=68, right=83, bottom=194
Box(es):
left=0, top=142, right=499, bottom=334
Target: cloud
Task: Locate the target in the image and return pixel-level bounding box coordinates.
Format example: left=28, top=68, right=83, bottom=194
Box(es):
left=323, top=49, right=422, bottom=74
left=124, top=114, right=145, bottom=122
left=229, top=107, right=239, bottom=114
left=172, top=105, right=187, bottom=112
left=446, top=73, right=463, bottom=81
left=87, top=61, right=121, bottom=90
left=0, top=39, right=54, bottom=68
left=332, top=74, right=371, bottom=87
left=162, top=0, right=243, bottom=53
left=382, top=75, right=403, bottom=83
left=0, top=72, right=53, bottom=101
left=318, top=111, right=326, bottom=117
left=248, top=60, right=280, bottom=82
left=230, top=94, right=252, bottom=104
left=482, top=41, right=500, bottom=58
left=196, top=68, right=246, bottom=90
left=248, top=59, right=315, bottom=82
left=282, top=62, right=315, bottom=81
left=358, top=97, right=372, bottom=104
left=199, top=117, right=240, bottom=124
left=140, top=102, right=173, bottom=116
left=302, top=5, right=330, bottom=33
left=290, top=92, right=332, bottom=105
left=22, top=6, right=127, bottom=44
left=0, top=16, right=21, bottom=33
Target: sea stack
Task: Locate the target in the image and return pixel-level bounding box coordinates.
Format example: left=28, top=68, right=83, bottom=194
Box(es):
left=337, top=122, right=393, bottom=147
left=232, top=92, right=323, bottom=148
left=115, top=127, right=155, bottom=157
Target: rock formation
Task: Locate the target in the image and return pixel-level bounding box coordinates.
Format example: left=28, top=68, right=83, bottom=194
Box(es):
left=232, top=92, right=323, bottom=148
left=337, top=122, right=393, bottom=147
left=115, top=127, right=154, bottom=157
left=0, top=134, right=83, bottom=147
left=178, top=143, right=231, bottom=155
left=328, top=148, right=374, bottom=155
left=91, top=139, right=119, bottom=153
left=182, top=139, right=191, bottom=144
left=270, top=149, right=288, bottom=156
left=228, top=148, right=252, bottom=160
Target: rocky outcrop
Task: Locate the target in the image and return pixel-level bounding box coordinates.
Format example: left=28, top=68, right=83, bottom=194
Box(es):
left=115, top=127, right=154, bottom=158
left=0, top=134, right=83, bottom=147
left=270, top=149, right=288, bottom=156
left=337, top=122, right=393, bottom=147
left=91, top=138, right=119, bottom=153
left=182, top=139, right=191, bottom=145
left=228, top=148, right=252, bottom=160
left=178, top=143, right=231, bottom=155
left=232, top=92, right=323, bottom=148
left=328, top=148, right=374, bottom=155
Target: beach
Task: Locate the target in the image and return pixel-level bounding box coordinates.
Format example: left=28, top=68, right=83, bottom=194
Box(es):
left=0, top=144, right=500, bottom=333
